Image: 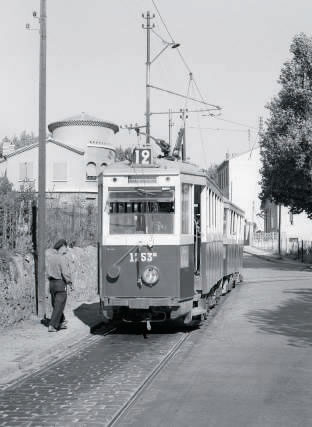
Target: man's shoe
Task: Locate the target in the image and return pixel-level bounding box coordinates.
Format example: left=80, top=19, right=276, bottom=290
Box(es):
left=48, top=325, right=58, bottom=332
left=59, top=323, right=68, bottom=330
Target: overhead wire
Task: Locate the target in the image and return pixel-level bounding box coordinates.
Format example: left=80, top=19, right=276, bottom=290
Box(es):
left=151, top=0, right=216, bottom=109
left=150, top=0, right=258, bottom=160
left=188, top=127, right=254, bottom=133
left=188, top=77, right=208, bottom=169
left=208, top=116, right=258, bottom=130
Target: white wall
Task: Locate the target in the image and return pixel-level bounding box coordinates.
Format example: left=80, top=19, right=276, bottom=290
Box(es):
left=228, top=147, right=263, bottom=229
left=53, top=125, right=115, bottom=151
left=281, top=207, right=312, bottom=241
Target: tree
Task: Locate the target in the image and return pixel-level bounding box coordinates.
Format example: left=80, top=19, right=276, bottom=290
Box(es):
left=0, top=131, right=38, bottom=155
left=13, top=131, right=38, bottom=150
left=260, top=33, right=312, bottom=218
left=206, top=164, right=219, bottom=184
left=0, top=175, right=13, bottom=195
left=115, top=146, right=133, bottom=162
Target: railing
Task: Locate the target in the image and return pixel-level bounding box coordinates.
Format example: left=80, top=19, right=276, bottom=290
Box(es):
left=252, top=231, right=312, bottom=263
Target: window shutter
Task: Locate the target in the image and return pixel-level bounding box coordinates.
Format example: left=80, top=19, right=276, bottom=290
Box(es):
left=53, top=162, right=67, bottom=181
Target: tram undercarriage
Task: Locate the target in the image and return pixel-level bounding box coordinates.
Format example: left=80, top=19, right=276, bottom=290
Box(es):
left=100, top=272, right=242, bottom=328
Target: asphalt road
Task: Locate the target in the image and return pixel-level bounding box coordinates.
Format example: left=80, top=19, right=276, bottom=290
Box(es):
left=1, top=254, right=312, bottom=427
left=117, top=254, right=312, bottom=427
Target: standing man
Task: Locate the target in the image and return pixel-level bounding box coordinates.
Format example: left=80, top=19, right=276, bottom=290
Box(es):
left=46, top=239, right=72, bottom=332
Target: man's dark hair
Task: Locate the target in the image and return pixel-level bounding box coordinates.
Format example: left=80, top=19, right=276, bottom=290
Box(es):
left=53, top=239, right=68, bottom=250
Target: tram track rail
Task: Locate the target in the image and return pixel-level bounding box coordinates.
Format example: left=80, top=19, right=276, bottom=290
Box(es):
left=106, top=331, right=191, bottom=427
left=1, top=326, right=116, bottom=392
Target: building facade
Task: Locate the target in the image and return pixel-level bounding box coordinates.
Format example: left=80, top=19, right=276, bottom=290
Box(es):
left=217, top=146, right=312, bottom=242
left=217, top=147, right=262, bottom=230
left=0, top=113, right=119, bottom=203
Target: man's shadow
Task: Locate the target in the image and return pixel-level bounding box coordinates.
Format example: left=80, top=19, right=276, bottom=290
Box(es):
left=73, top=302, right=109, bottom=334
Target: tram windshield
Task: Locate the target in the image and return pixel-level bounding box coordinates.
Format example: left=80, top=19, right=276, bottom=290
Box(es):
left=108, top=187, right=174, bottom=234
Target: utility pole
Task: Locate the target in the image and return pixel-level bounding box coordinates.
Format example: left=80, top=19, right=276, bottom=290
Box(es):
left=38, top=0, right=47, bottom=317
left=168, top=109, right=173, bottom=147
left=258, top=116, right=263, bottom=135
left=180, top=108, right=188, bottom=161
left=142, top=11, right=154, bottom=147
left=278, top=204, right=282, bottom=257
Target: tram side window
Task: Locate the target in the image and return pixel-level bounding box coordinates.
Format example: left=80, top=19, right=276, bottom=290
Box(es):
left=181, top=183, right=192, bottom=234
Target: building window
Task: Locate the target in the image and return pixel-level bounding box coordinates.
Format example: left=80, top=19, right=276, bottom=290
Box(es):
left=289, top=212, right=294, bottom=225
left=100, top=162, right=107, bottom=173
left=19, top=162, right=33, bottom=181
left=86, top=162, right=97, bottom=181
left=53, top=162, right=67, bottom=181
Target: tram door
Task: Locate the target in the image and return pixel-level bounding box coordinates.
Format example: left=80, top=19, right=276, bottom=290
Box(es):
left=194, top=185, right=202, bottom=275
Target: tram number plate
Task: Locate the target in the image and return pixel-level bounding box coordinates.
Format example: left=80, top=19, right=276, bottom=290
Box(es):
left=133, top=148, right=152, bottom=165
left=129, top=252, right=157, bottom=263
left=129, top=299, right=149, bottom=309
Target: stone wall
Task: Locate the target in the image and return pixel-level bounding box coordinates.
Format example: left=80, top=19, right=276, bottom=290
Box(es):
left=0, top=246, right=98, bottom=329
left=0, top=250, right=35, bottom=328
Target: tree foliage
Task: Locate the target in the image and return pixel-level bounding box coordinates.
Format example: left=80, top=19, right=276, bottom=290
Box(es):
left=115, top=146, right=133, bottom=162
left=260, top=33, right=312, bottom=218
left=0, top=131, right=38, bottom=156
left=13, top=131, right=38, bottom=150
left=203, top=164, right=219, bottom=184
left=0, top=175, right=13, bottom=195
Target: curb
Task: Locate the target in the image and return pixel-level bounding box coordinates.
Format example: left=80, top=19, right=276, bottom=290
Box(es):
left=244, top=249, right=312, bottom=269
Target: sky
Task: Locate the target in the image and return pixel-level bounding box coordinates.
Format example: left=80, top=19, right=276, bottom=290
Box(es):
left=1, top=0, right=312, bottom=166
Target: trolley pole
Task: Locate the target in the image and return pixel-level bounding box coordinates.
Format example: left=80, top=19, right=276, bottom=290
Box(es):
left=182, top=111, right=186, bottom=161
left=168, top=109, right=173, bottom=148
left=180, top=109, right=188, bottom=161
left=37, top=0, right=47, bottom=317
left=143, top=11, right=154, bottom=147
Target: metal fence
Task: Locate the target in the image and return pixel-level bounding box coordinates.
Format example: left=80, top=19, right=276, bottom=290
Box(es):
left=252, top=232, right=282, bottom=252
left=252, top=232, right=312, bottom=263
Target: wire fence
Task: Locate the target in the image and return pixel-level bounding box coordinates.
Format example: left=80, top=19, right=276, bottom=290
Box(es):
left=0, top=199, right=33, bottom=254
left=0, top=199, right=98, bottom=254
left=46, top=204, right=97, bottom=248
left=252, top=232, right=312, bottom=263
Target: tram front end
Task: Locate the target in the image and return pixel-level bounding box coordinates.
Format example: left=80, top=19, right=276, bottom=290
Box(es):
left=98, top=161, right=194, bottom=325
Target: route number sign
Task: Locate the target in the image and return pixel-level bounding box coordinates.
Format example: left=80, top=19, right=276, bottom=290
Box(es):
left=133, top=148, right=152, bottom=165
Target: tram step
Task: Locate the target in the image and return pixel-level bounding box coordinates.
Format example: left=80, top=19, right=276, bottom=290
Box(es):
left=191, top=307, right=207, bottom=318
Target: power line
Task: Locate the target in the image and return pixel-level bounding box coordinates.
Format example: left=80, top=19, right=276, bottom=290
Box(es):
left=188, top=127, right=254, bottom=133
left=148, top=84, right=220, bottom=108
left=151, top=0, right=220, bottom=110
left=203, top=114, right=258, bottom=130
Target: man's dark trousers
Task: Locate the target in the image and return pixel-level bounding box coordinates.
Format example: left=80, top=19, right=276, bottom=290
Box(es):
left=49, top=279, right=67, bottom=329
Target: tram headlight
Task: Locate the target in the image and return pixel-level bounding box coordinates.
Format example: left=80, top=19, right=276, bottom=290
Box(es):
left=142, top=265, right=159, bottom=286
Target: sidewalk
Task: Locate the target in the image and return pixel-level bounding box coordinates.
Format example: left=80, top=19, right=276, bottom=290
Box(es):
left=0, top=300, right=106, bottom=390
left=244, top=245, right=312, bottom=268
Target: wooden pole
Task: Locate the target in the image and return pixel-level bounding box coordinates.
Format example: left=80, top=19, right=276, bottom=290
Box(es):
left=37, top=0, right=47, bottom=318
left=278, top=204, right=281, bottom=257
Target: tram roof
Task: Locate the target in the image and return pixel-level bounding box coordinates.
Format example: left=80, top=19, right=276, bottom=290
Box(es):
left=102, top=159, right=223, bottom=195
left=224, top=199, right=245, bottom=217
left=103, top=158, right=203, bottom=175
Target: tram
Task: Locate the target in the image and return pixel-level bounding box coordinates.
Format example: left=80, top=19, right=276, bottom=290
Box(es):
left=97, top=148, right=244, bottom=328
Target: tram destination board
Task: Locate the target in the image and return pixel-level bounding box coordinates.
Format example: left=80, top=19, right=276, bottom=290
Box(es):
left=132, top=147, right=152, bottom=165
